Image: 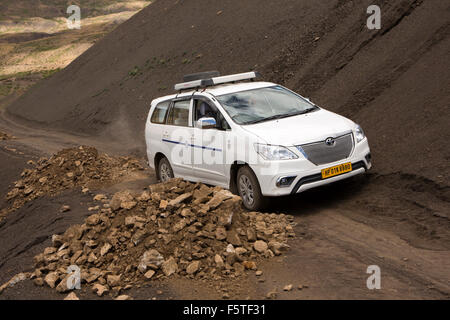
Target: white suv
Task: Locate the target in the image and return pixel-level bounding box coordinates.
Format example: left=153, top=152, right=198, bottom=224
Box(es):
left=145, top=71, right=371, bottom=210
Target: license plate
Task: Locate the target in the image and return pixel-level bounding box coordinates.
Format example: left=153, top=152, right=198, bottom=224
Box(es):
left=321, top=162, right=352, bottom=179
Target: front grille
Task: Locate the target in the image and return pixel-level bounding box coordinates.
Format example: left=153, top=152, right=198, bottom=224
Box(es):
left=297, top=133, right=354, bottom=165
left=289, top=160, right=367, bottom=194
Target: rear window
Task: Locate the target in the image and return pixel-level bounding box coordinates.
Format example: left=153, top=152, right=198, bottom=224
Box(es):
left=167, top=100, right=190, bottom=126
left=150, top=101, right=170, bottom=124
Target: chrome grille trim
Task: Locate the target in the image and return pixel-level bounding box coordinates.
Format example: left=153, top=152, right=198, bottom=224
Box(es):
left=296, top=132, right=354, bottom=165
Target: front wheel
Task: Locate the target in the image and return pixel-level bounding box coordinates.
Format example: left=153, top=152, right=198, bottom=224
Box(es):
left=158, top=157, right=174, bottom=182
left=237, top=166, right=266, bottom=211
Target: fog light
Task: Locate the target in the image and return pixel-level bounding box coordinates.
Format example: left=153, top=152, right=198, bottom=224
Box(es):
left=365, top=153, right=372, bottom=164
left=276, top=176, right=296, bottom=188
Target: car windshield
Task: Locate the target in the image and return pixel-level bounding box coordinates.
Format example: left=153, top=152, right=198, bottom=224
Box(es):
left=215, top=85, right=318, bottom=125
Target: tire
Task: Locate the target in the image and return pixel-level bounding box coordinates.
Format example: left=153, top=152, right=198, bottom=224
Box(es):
left=237, top=166, right=266, bottom=211
left=158, top=157, right=174, bottom=182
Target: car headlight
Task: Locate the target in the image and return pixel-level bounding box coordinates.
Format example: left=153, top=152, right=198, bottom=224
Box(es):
left=355, top=124, right=365, bottom=143
left=254, top=143, right=298, bottom=160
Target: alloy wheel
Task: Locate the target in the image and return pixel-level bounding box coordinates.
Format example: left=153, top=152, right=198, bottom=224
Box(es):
left=239, top=174, right=254, bottom=206
left=160, top=162, right=172, bottom=182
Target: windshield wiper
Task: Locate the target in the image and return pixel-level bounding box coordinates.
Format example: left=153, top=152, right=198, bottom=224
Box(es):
left=300, top=107, right=318, bottom=114
left=244, top=107, right=317, bottom=125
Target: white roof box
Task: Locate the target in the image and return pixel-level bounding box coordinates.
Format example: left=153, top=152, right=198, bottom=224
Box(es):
left=174, top=71, right=260, bottom=91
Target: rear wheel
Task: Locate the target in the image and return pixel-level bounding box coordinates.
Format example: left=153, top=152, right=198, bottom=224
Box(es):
left=237, top=166, right=266, bottom=211
left=158, top=157, right=174, bottom=182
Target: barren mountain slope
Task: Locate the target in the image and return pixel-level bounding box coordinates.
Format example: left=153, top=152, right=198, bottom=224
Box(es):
left=5, top=0, right=450, bottom=183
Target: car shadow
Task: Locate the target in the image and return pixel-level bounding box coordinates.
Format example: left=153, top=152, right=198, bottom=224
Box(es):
left=263, top=173, right=374, bottom=216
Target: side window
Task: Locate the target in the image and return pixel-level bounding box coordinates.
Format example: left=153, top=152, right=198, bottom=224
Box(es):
left=150, top=101, right=170, bottom=124
left=167, top=100, right=190, bottom=126
left=194, top=99, right=230, bottom=130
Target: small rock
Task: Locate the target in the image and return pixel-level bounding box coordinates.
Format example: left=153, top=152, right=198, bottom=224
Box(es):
left=56, top=275, right=72, bottom=293
left=186, top=261, right=200, bottom=275
left=137, top=191, right=151, bottom=201
left=168, top=192, right=192, bottom=206
left=243, top=261, right=257, bottom=270
left=247, top=228, right=256, bottom=241
left=233, top=262, right=245, bottom=275
left=159, top=200, right=168, bottom=210
left=206, top=189, right=233, bottom=209
left=86, top=214, right=101, bottom=226
left=226, top=230, right=242, bottom=246
left=144, top=270, right=155, bottom=279
left=44, top=247, right=57, bottom=255
left=125, top=216, right=138, bottom=227
left=110, top=191, right=134, bottom=211
left=38, top=177, right=48, bottom=184
left=92, top=283, right=108, bottom=297
left=44, top=272, right=59, bottom=288
left=214, top=254, right=224, bottom=268
left=34, top=277, right=44, bottom=286
left=161, top=257, right=178, bottom=276
left=115, top=295, right=132, bottom=300
left=93, top=194, right=106, bottom=201
left=51, top=234, right=64, bottom=247
left=173, top=219, right=187, bottom=233
left=107, top=275, right=121, bottom=287
left=138, top=249, right=164, bottom=272
left=235, top=247, right=248, bottom=256
left=121, top=200, right=137, bottom=210
left=268, top=240, right=290, bottom=255
left=60, top=205, right=71, bottom=213
left=180, top=208, right=191, bottom=217
left=226, top=244, right=235, bottom=253
left=283, top=284, right=293, bottom=291
left=253, top=240, right=268, bottom=253
left=24, top=186, right=34, bottom=195
left=64, top=292, right=79, bottom=300
left=100, top=243, right=112, bottom=256
left=215, top=227, right=227, bottom=240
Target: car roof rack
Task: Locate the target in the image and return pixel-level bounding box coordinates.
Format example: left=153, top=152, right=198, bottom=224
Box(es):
left=174, top=71, right=261, bottom=91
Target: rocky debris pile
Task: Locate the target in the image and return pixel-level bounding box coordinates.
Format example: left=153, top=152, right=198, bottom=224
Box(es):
left=0, top=131, right=14, bottom=140
left=0, top=272, right=30, bottom=294
left=4, top=146, right=143, bottom=211
left=31, top=178, right=295, bottom=298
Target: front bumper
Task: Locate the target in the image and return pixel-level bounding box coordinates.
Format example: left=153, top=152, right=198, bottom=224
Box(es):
left=252, top=137, right=371, bottom=196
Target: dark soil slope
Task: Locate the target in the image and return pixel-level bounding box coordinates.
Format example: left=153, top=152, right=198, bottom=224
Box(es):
left=6, top=0, right=450, bottom=182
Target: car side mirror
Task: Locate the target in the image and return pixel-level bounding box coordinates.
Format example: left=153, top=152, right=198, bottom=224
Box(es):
left=196, top=117, right=216, bottom=129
